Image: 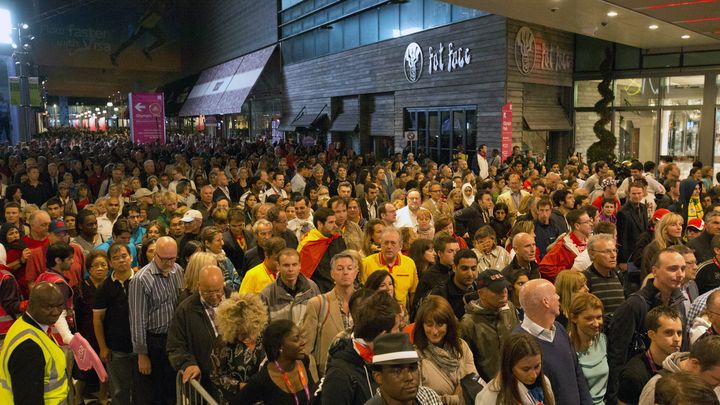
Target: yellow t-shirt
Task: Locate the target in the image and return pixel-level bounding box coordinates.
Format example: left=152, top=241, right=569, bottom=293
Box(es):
left=238, top=262, right=275, bottom=294
left=362, top=253, right=418, bottom=307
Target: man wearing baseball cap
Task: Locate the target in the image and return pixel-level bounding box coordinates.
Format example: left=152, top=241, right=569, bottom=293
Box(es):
left=686, top=218, right=705, bottom=241
left=460, top=269, right=519, bottom=382
left=178, top=209, right=203, bottom=253
left=367, top=333, right=443, bottom=405
left=25, top=218, right=84, bottom=291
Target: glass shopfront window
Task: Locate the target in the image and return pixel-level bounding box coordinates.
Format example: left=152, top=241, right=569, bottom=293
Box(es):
left=574, top=75, right=711, bottom=172
left=406, top=106, right=477, bottom=163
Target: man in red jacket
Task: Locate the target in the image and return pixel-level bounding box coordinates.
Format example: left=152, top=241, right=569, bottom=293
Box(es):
left=539, top=209, right=593, bottom=282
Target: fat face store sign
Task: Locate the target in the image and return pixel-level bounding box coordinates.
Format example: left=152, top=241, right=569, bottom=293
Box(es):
left=403, top=41, right=472, bottom=83
left=514, top=26, right=572, bottom=75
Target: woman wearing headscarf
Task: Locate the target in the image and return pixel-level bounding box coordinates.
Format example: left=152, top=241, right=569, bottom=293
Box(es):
left=462, top=183, right=475, bottom=208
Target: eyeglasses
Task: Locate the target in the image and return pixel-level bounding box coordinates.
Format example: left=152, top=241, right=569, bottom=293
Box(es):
left=591, top=249, right=617, bottom=255
left=156, top=255, right=177, bottom=262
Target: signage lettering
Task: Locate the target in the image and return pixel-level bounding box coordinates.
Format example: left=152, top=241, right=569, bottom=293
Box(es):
left=405, top=40, right=472, bottom=83
left=514, top=26, right=572, bottom=75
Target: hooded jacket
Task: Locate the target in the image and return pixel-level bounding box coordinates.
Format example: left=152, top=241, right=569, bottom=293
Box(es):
left=260, top=274, right=320, bottom=324
left=459, top=300, right=519, bottom=382
left=321, top=337, right=377, bottom=405
left=638, top=352, right=689, bottom=405
left=679, top=179, right=703, bottom=224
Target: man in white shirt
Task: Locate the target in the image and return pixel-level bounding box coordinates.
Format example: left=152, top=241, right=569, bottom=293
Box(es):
left=291, top=163, right=310, bottom=195
left=262, top=172, right=288, bottom=202
left=395, top=190, right=421, bottom=229
left=287, top=195, right=314, bottom=242
left=617, top=160, right=665, bottom=203
left=97, top=196, right=121, bottom=241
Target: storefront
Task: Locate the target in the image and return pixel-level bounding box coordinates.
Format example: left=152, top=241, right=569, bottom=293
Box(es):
left=278, top=14, right=574, bottom=161
left=573, top=37, right=720, bottom=175
left=177, top=45, right=283, bottom=139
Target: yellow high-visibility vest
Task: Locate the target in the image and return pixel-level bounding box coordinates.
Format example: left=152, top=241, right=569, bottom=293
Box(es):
left=0, top=316, right=69, bottom=404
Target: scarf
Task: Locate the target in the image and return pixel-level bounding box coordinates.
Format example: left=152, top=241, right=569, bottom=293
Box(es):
left=425, top=343, right=460, bottom=385
left=479, top=150, right=487, bottom=159
left=688, top=196, right=704, bottom=220
left=462, top=183, right=475, bottom=207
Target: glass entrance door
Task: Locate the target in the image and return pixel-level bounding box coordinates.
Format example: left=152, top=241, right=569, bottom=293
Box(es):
left=406, top=106, right=477, bottom=162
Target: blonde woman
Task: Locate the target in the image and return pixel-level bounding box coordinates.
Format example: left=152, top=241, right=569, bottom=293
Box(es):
left=180, top=252, right=218, bottom=302
left=641, top=212, right=684, bottom=281
left=210, top=293, right=268, bottom=404
left=554, top=270, right=589, bottom=328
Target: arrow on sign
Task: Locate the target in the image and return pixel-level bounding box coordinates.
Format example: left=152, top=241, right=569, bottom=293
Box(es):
left=135, top=103, right=146, bottom=112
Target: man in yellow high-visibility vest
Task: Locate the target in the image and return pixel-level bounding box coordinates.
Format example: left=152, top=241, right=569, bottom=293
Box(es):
left=0, top=282, right=69, bottom=404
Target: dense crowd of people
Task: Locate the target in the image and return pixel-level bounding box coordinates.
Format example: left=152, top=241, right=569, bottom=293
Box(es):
left=0, top=129, right=720, bottom=405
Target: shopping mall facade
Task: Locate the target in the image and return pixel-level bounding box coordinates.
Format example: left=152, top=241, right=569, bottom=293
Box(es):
left=168, top=0, right=719, bottom=172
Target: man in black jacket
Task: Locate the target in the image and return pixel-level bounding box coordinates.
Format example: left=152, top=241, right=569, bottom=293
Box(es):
left=454, top=190, right=492, bottom=240
left=167, top=266, right=229, bottom=398
left=606, top=248, right=687, bottom=405
left=431, top=249, right=479, bottom=320
left=222, top=208, right=254, bottom=276
left=412, top=234, right=458, bottom=313
left=322, top=291, right=400, bottom=405
left=689, top=210, right=720, bottom=263
left=617, top=181, right=649, bottom=276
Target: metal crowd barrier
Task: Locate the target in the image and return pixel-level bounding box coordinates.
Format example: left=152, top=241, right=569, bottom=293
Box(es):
left=176, top=372, right=219, bottom=405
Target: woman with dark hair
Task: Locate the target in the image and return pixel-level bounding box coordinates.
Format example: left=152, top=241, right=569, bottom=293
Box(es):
left=139, top=237, right=157, bottom=268
left=4, top=184, right=26, bottom=210
left=475, top=333, right=555, bottom=405
left=361, top=219, right=385, bottom=257
left=0, top=223, right=30, bottom=283
left=237, top=319, right=317, bottom=405
left=178, top=239, right=203, bottom=269
left=490, top=202, right=512, bottom=247
left=243, top=193, right=258, bottom=225
left=407, top=238, right=435, bottom=276
left=74, top=250, right=110, bottom=403
left=365, top=270, right=409, bottom=328
left=414, top=295, right=477, bottom=405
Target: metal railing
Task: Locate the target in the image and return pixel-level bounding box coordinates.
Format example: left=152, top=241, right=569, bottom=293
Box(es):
left=175, top=372, right=219, bottom=405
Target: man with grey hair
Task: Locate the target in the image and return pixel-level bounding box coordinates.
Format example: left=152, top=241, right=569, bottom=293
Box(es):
left=167, top=265, right=228, bottom=396
left=395, top=190, right=422, bottom=229
left=362, top=227, right=417, bottom=307
left=689, top=211, right=720, bottom=263
left=584, top=233, right=626, bottom=315
left=242, top=219, right=274, bottom=272
left=514, top=278, right=593, bottom=404
left=302, top=249, right=359, bottom=376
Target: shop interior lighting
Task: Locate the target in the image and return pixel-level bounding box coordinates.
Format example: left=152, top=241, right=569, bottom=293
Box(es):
left=607, top=11, right=618, bottom=17
left=649, top=24, right=659, bottom=29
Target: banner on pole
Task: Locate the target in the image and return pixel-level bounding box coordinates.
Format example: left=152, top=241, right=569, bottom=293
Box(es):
left=501, top=102, right=513, bottom=162
left=129, top=92, right=165, bottom=145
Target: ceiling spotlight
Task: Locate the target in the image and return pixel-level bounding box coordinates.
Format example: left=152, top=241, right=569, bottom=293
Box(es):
left=21, top=23, right=28, bottom=30
left=681, top=34, right=690, bottom=39
left=649, top=24, right=659, bottom=30
left=10, top=43, right=16, bottom=49
left=607, top=11, right=618, bottom=17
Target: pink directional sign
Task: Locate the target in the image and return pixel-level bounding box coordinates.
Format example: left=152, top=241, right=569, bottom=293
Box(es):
left=129, top=92, right=166, bottom=145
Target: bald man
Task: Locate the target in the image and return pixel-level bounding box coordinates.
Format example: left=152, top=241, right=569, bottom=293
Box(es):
left=167, top=265, right=228, bottom=397
left=514, top=279, right=592, bottom=404
left=502, top=232, right=540, bottom=280
left=0, top=282, right=69, bottom=403
left=129, top=236, right=183, bottom=405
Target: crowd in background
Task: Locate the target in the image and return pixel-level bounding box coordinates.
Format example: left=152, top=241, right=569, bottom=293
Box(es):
left=0, top=128, right=720, bottom=405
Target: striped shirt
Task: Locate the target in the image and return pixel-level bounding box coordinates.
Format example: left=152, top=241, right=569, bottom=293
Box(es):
left=584, top=265, right=626, bottom=315
left=129, top=260, right=184, bottom=354
left=687, top=286, right=720, bottom=330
